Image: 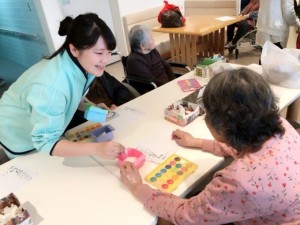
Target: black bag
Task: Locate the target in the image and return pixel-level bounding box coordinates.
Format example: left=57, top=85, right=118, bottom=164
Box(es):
left=158, top=1, right=186, bottom=28
left=161, top=10, right=184, bottom=28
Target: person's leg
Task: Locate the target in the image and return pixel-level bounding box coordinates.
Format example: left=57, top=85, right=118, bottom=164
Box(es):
left=232, top=23, right=253, bottom=45
left=226, top=24, right=237, bottom=43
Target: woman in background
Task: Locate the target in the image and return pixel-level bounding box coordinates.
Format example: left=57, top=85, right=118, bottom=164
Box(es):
left=120, top=68, right=300, bottom=225
left=225, top=0, right=259, bottom=49
left=256, top=0, right=300, bottom=49
left=0, top=13, right=124, bottom=160
left=126, top=25, right=176, bottom=94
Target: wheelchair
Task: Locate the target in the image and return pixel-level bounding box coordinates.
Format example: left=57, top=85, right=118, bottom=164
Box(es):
left=228, top=28, right=261, bottom=59
left=121, top=55, right=191, bottom=95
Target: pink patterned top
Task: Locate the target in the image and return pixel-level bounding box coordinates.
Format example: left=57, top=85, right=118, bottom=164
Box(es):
left=134, top=118, right=300, bottom=225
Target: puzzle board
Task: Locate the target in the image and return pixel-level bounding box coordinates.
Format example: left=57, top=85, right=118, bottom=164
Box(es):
left=64, top=122, right=102, bottom=142
left=145, top=154, right=197, bottom=192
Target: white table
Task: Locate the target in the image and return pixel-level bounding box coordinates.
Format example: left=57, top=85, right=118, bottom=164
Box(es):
left=93, top=72, right=223, bottom=199
left=92, top=65, right=300, bottom=198
left=0, top=153, right=155, bottom=225
left=1, top=65, right=299, bottom=225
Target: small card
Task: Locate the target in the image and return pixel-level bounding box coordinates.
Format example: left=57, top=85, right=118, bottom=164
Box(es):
left=177, top=79, right=201, bottom=92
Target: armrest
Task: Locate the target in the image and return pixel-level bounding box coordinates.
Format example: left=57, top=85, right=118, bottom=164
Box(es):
left=168, top=61, right=192, bottom=72
left=125, top=75, right=158, bottom=89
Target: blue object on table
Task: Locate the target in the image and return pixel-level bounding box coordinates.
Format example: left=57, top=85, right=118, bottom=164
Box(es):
left=90, top=124, right=115, bottom=142
left=84, top=105, right=108, bottom=123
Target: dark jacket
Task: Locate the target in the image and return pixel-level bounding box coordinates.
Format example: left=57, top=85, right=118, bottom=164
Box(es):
left=66, top=71, right=133, bottom=131
left=86, top=71, right=133, bottom=106
left=126, top=48, right=176, bottom=94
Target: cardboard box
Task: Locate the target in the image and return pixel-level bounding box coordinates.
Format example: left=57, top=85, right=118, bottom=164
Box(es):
left=195, top=54, right=227, bottom=77
left=0, top=193, right=33, bottom=225
left=164, top=100, right=200, bottom=126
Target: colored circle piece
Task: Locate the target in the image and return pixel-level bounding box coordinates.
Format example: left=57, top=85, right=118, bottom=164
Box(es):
left=175, top=164, right=182, bottom=168
left=162, top=184, right=169, bottom=189
left=165, top=165, right=172, bottom=169
left=160, top=168, right=167, bottom=173
left=167, top=179, right=174, bottom=184
left=177, top=171, right=184, bottom=175
left=150, top=177, right=157, bottom=182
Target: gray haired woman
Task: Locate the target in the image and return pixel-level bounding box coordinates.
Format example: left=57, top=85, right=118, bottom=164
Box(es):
left=126, top=25, right=175, bottom=94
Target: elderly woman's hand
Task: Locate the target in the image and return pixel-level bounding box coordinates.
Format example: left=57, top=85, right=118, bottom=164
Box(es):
left=120, top=162, right=143, bottom=192
left=172, top=129, right=198, bottom=147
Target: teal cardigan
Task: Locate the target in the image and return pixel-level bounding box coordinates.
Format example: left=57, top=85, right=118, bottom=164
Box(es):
left=0, top=50, right=94, bottom=157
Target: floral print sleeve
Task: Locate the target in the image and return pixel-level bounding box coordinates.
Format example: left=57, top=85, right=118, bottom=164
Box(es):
left=133, top=118, right=300, bottom=225
left=202, top=139, right=238, bottom=158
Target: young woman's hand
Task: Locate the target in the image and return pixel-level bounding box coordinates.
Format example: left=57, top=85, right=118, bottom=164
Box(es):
left=120, top=162, right=143, bottom=192
left=110, top=104, right=118, bottom=110
left=96, top=141, right=125, bottom=159
left=172, top=129, right=197, bottom=147
left=84, top=97, right=110, bottom=110
left=95, top=103, right=110, bottom=110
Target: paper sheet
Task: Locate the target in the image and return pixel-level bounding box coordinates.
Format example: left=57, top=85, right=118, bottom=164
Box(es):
left=135, top=126, right=179, bottom=163
left=0, top=164, right=38, bottom=198
left=104, top=106, right=145, bottom=132
left=215, top=16, right=236, bottom=21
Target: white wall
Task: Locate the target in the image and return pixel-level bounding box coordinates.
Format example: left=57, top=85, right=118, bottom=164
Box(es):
left=33, top=0, right=185, bottom=60
left=59, top=0, right=120, bottom=64
left=113, top=0, right=184, bottom=55
left=0, top=0, right=57, bottom=69
left=35, top=0, right=65, bottom=52
left=117, top=0, right=184, bottom=16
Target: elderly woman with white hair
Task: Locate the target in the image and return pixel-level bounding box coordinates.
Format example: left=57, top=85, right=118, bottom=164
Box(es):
left=126, top=25, right=176, bottom=94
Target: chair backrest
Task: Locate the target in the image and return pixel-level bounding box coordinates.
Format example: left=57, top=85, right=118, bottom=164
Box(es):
left=121, top=82, right=140, bottom=98
left=122, top=7, right=171, bottom=58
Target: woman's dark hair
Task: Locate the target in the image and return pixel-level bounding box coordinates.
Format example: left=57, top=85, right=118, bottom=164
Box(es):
left=203, top=68, right=285, bottom=153
left=46, top=13, right=116, bottom=59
